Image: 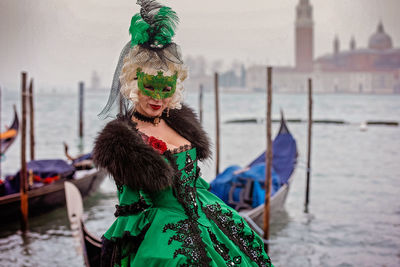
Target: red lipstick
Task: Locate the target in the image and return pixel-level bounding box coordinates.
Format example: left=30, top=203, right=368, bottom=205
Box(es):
left=149, top=104, right=161, bottom=110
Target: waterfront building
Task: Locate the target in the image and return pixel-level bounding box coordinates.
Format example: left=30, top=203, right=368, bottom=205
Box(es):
left=246, top=0, right=400, bottom=94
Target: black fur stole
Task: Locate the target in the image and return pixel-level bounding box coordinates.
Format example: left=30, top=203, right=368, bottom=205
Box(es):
left=93, top=104, right=211, bottom=193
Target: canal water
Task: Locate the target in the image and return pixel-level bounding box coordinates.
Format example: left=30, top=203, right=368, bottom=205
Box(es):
left=0, top=90, right=399, bottom=266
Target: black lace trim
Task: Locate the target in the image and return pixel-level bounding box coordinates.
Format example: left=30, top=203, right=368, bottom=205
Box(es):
left=162, top=151, right=212, bottom=266
left=208, top=229, right=243, bottom=266
left=132, top=110, right=163, bottom=125
left=171, top=152, right=200, bottom=219
left=169, top=144, right=192, bottom=154
left=202, top=203, right=272, bottom=267
left=163, top=218, right=211, bottom=267
left=207, top=230, right=230, bottom=261
left=114, top=196, right=150, bottom=217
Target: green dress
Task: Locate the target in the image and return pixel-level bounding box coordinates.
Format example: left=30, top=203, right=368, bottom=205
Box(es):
left=103, top=147, right=273, bottom=267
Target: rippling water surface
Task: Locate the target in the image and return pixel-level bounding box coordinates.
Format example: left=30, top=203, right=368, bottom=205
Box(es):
left=0, top=90, right=399, bottom=267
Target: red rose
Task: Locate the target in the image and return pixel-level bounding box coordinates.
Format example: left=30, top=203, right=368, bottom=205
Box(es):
left=148, top=136, right=168, bottom=154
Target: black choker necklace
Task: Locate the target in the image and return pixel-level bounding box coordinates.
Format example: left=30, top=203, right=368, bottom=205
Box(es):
left=133, top=110, right=162, bottom=126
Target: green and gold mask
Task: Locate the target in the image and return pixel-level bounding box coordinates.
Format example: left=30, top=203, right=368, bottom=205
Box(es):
left=136, top=68, right=177, bottom=100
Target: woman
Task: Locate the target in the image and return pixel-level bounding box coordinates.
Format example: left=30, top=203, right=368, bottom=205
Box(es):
left=94, top=1, right=273, bottom=266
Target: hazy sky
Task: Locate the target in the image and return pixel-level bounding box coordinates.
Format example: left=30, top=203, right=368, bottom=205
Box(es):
left=0, top=0, right=399, bottom=90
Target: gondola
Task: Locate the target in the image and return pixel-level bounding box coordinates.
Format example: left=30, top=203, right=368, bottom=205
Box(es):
left=65, top=181, right=102, bottom=267
left=0, top=105, right=19, bottom=155
left=210, top=112, right=297, bottom=236
left=0, top=165, right=106, bottom=223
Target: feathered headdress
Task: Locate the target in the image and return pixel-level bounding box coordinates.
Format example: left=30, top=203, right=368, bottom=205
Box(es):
left=130, top=0, right=179, bottom=48
left=98, top=0, right=184, bottom=119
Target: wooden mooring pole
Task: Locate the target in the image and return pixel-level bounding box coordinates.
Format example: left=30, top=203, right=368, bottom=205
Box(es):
left=305, top=78, right=313, bottom=213
left=214, top=73, right=220, bottom=176
left=20, top=72, right=29, bottom=231
left=263, top=66, right=273, bottom=252
left=0, top=86, right=2, bottom=179
left=28, top=79, right=35, bottom=160
left=199, top=84, right=204, bottom=125
left=78, top=82, right=84, bottom=139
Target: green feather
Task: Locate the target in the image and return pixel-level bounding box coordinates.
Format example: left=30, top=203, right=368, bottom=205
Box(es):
left=152, top=6, right=179, bottom=45
left=129, top=13, right=150, bottom=46
left=130, top=1, right=179, bottom=47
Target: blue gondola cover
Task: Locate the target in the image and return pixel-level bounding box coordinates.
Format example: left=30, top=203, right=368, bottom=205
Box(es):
left=249, top=132, right=297, bottom=185
left=210, top=119, right=297, bottom=210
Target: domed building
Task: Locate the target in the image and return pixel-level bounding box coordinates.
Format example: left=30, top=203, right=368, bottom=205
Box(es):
left=316, top=22, right=400, bottom=72
left=369, top=22, right=393, bottom=50
left=313, top=21, right=400, bottom=93
left=246, top=0, right=400, bottom=94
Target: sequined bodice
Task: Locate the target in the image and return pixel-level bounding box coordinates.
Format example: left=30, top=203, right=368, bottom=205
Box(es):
left=168, top=147, right=201, bottom=217
left=148, top=147, right=202, bottom=215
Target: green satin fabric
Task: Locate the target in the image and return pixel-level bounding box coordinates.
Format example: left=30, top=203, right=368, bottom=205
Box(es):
left=104, top=147, right=273, bottom=267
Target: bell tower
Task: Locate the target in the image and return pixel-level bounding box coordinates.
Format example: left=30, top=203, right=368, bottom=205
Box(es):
left=295, top=0, right=314, bottom=72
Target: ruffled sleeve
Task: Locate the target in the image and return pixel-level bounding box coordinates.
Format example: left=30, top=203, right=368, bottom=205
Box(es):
left=102, top=186, right=158, bottom=266
left=104, top=186, right=155, bottom=241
